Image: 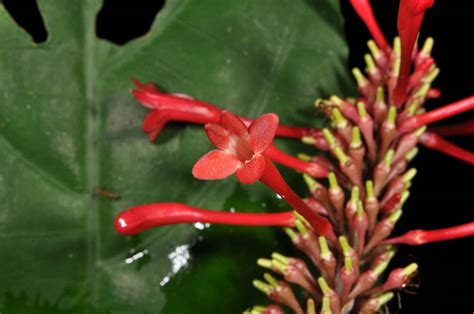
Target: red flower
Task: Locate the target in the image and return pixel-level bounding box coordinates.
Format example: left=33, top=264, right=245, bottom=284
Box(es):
left=193, top=111, right=279, bottom=184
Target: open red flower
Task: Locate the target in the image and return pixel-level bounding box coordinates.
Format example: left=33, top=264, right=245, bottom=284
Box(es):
left=193, top=111, right=279, bottom=184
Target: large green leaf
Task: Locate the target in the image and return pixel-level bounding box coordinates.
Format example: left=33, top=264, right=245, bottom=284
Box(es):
left=0, top=0, right=353, bottom=312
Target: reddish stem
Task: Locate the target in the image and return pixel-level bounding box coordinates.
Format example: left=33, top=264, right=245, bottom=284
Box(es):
left=419, top=131, right=474, bottom=165
left=384, top=222, right=474, bottom=245
left=265, top=145, right=329, bottom=178
left=259, top=158, right=337, bottom=242
left=430, top=119, right=474, bottom=137
left=115, top=203, right=295, bottom=235
left=398, top=96, right=474, bottom=133
left=349, top=0, right=389, bottom=51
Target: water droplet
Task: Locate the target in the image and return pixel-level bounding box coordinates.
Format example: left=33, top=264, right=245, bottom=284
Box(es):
left=125, top=249, right=149, bottom=264
left=160, top=244, right=191, bottom=286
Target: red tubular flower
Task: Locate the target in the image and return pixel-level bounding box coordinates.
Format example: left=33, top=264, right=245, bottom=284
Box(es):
left=349, top=0, right=389, bottom=51
left=398, top=96, right=474, bottom=134
left=265, top=145, right=329, bottom=178
left=392, top=0, right=434, bottom=106
left=419, top=131, right=474, bottom=165
left=430, top=119, right=474, bottom=137
left=115, top=203, right=296, bottom=235
left=384, top=222, right=474, bottom=245
left=132, top=79, right=324, bottom=144
left=193, top=111, right=336, bottom=241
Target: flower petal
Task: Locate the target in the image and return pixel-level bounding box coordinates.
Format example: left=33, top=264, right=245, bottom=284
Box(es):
left=132, top=78, right=159, bottom=93
left=249, top=113, right=279, bottom=153
left=236, top=154, right=266, bottom=184
left=143, top=110, right=166, bottom=132
left=221, top=111, right=249, bottom=137
left=192, top=150, right=241, bottom=180
left=204, top=123, right=230, bottom=150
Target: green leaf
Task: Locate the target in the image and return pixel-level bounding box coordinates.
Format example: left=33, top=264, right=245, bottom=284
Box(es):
left=0, top=0, right=352, bottom=312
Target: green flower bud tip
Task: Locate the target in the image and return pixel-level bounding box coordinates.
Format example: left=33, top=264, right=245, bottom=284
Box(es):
left=283, top=227, right=297, bottom=241
left=421, top=37, right=434, bottom=56
left=322, top=128, right=336, bottom=146
left=406, top=101, right=419, bottom=116
left=302, top=136, right=316, bottom=145
left=307, top=299, right=316, bottom=314
left=329, top=95, right=343, bottom=105
left=364, top=53, right=376, bottom=72
left=375, top=292, right=394, bottom=309
left=405, top=147, right=418, bottom=161
left=373, top=260, right=389, bottom=275
left=315, top=98, right=325, bottom=108
left=344, top=256, right=353, bottom=272
left=334, top=147, right=349, bottom=164
left=387, top=106, right=397, bottom=125
left=425, top=67, right=440, bottom=83
left=404, top=181, right=412, bottom=192
left=393, top=37, right=401, bottom=55
left=384, top=149, right=395, bottom=166
left=388, top=209, right=403, bottom=224
left=357, top=101, right=367, bottom=117
left=257, top=258, right=273, bottom=269
left=351, top=127, right=362, bottom=148
left=248, top=306, right=265, bottom=314
left=376, top=86, right=385, bottom=103
left=271, top=252, right=290, bottom=264
left=393, top=59, right=401, bottom=77
left=357, top=200, right=364, bottom=217
left=367, top=39, right=379, bottom=58
left=303, top=174, right=320, bottom=192
left=352, top=67, right=367, bottom=86
left=400, top=191, right=410, bottom=206
left=263, top=273, right=279, bottom=288
left=328, top=172, right=338, bottom=189
left=332, top=108, right=347, bottom=127
left=272, top=259, right=287, bottom=274
left=415, top=83, right=430, bottom=98
left=366, top=180, right=374, bottom=198
left=298, top=153, right=312, bottom=161
left=402, top=263, right=418, bottom=277
left=414, top=126, right=427, bottom=137
left=318, top=236, right=332, bottom=261
left=339, top=236, right=353, bottom=255
left=317, top=277, right=330, bottom=294
left=321, top=296, right=331, bottom=314
left=402, top=168, right=417, bottom=183
left=294, top=219, right=308, bottom=236
left=351, top=186, right=360, bottom=203
left=293, top=211, right=310, bottom=226
left=253, top=280, right=271, bottom=295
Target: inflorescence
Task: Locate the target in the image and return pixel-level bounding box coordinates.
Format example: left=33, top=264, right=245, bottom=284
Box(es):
left=114, top=1, right=474, bottom=313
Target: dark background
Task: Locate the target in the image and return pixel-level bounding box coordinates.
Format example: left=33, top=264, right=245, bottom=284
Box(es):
left=2, top=0, right=473, bottom=313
